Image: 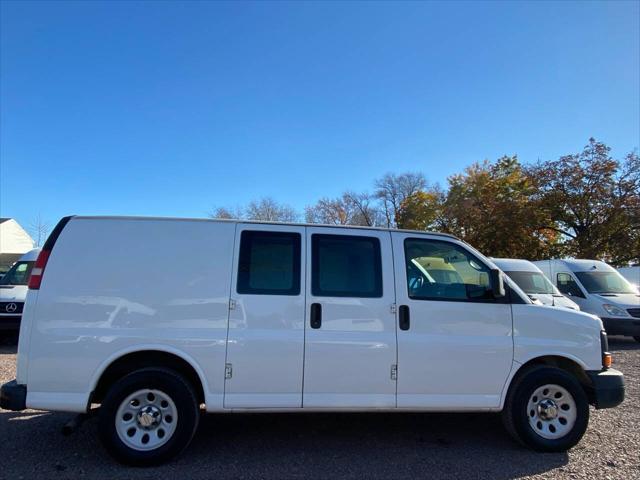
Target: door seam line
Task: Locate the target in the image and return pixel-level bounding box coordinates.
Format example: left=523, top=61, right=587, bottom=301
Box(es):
left=222, top=223, right=239, bottom=408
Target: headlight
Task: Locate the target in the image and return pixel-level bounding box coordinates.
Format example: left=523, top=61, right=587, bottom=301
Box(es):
left=602, top=304, right=628, bottom=317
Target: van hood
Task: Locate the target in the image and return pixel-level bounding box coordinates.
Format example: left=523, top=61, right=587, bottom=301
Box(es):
left=0, top=285, right=28, bottom=302
left=551, top=294, right=580, bottom=310
left=526, top=293, right=580, bottom=310
left=594, top=293, right=640, bottom=308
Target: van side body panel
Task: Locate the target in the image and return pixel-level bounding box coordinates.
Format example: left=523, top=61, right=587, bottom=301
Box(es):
left=25, top=218, right=235, bottom=412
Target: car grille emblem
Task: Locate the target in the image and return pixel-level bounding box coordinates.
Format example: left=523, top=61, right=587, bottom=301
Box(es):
left=5, top=303, right=17, bottom=313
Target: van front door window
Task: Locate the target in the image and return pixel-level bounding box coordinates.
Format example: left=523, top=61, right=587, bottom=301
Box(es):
left=404, top=239, right=494, bottom=302
left=557, top=273, right=584, bottom=298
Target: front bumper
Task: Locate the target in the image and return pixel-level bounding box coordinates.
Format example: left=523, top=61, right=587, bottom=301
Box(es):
left=586, top=368, right=625, bottom=409
left=0, top=379, right=27, bottom=411
left=601, top=317, right=640, bottom=337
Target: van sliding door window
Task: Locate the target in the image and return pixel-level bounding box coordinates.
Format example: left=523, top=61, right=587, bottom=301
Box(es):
left=237, top=231, right=301, bottom=295
left=404, top=238, right=494, bottom=302
left=311, top=234, right=382, bottom=298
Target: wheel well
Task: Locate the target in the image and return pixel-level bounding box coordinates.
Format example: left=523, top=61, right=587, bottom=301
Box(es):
left=510, top=356, right=592, bottom=393
left=91, top=350, right=205, bottom=405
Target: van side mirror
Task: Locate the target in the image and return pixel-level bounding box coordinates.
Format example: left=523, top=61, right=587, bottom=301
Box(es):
left=490, top=269, right=506, bottom=298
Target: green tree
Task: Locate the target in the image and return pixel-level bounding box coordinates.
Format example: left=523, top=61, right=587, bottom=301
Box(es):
left=440, top=155, right=556, bottom=258
left=396, top=188, right=444, bottom=231
left=531, top=139, right=640, bottom=265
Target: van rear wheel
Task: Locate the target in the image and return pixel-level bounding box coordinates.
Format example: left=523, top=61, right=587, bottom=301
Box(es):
left=98, top=367, right=199, bottom=466
left=502, top=366, right=589, bottom=452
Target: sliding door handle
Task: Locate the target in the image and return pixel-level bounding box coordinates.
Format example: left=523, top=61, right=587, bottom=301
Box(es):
left=399, top=305, right=410, bottom=331
left=310, top=303, right=322, bottom=329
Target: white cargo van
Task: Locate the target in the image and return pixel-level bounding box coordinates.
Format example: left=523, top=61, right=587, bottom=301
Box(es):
left=534, top=259, right=640, bottom=342
left=0, top=248, right=41, bottom=331
left=1, top=216, right=624, bottom=465
left=492, top=259, right=579, bottom=310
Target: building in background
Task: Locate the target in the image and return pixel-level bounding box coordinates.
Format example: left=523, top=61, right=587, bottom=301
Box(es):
left=0, top=218, right=35, bottom=273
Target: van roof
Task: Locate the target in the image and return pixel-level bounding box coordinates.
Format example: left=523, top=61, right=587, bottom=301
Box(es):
left=536, top=259, right=616, bottom=273
left=71, top=215, right=460, bottom=240
left=491, top=258, right=542, bottom=273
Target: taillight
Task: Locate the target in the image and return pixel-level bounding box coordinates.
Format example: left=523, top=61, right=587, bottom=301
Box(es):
left=28, top=249, right=50, bottom=290
left=27, top=215, right=74, bottom=290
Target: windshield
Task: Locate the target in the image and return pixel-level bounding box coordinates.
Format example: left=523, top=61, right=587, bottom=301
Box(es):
left=0, top=261, right=34, bottom=286
left=575, top=271, right=637, bottom=294
left=505, top=271, right=557, bottom=295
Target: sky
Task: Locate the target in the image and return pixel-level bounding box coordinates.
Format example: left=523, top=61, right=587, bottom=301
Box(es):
left=1, top=0, right=639, bottom=235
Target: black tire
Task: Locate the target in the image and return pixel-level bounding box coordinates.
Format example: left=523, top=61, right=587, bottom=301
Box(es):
left=502, top=366, right=589, bottom=452
left=634, top=336, right=640, bottom=343
left=98, top=367, right=200, bottom=466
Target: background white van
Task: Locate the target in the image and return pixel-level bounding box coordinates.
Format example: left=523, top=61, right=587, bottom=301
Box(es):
left=534, top=259, right=640, bottom=342
left=1, top=217, right=624, bottom=466
left=491, top=259, right=579, bottom=310
left=0, top=248, right=40, bottom=332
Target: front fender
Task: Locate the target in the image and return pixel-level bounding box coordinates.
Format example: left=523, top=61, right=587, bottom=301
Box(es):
left=512, top=304, right=603, bottom=371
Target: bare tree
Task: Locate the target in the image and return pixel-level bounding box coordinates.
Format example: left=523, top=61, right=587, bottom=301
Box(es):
left=374, top=172, right=427, bottom=227
left=245, top=197, right=299, bottom=222
left=305, top=197, right=351, bottom=225
left=29, top=214, right=50, bottom=247
left=305, top=192, right=382, bottom=226
left=209, top=206, right=244, bottom=220
left=342, top=191, right=384, bottom=226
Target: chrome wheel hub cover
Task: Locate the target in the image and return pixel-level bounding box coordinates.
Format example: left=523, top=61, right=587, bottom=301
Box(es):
left=115, top=389, right=178, bottom=451
left=527, top=383, right=577, bottom=440
left=137, top=405, right=162, bottom=428
left=537, top=399, right=558, bottom=420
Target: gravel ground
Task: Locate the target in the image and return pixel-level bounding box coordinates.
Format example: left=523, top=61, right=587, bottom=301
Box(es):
left=1, top=334, right=638, bottom=480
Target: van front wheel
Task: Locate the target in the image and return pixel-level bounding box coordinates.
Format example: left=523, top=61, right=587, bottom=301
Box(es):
left=502, top=366, right=589, bottom=452
left=98, top=367, right=200, bottom=466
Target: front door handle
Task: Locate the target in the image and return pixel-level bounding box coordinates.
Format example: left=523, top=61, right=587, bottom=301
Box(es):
left=310, top=303, right=322, bottom=329
left=399, top=305, right=410, bottom=331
